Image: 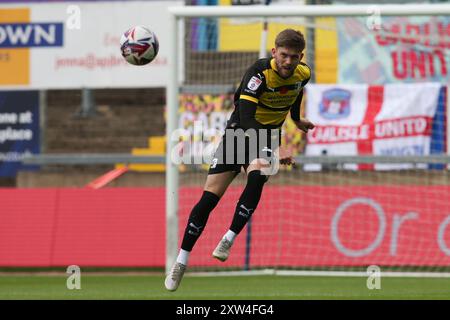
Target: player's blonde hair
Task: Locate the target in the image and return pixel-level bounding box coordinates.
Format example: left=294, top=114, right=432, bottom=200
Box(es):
left=275, top=29, right=305, bottom=52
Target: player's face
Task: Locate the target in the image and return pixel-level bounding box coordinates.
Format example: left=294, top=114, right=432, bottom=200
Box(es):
left=271, top=46, right=303, bottom=79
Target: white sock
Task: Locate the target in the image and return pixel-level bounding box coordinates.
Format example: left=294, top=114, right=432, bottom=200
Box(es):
left=176, top=249, right=190, bottom=265
left=224, top=230, right=237, bottom=243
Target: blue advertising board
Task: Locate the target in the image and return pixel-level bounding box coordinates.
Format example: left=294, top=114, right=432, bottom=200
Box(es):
left=0, top=91, right=40, bottom=177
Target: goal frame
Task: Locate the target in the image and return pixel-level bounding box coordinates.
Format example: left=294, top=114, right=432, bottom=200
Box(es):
left=166, top=3, right=450, bottom=275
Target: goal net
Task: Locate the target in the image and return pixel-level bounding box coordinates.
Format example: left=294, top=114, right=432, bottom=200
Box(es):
left=166, top=3, right=450, bottom=276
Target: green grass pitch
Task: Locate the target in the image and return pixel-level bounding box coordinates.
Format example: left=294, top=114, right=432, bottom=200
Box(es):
left=1, top=274, right=450, bottom=300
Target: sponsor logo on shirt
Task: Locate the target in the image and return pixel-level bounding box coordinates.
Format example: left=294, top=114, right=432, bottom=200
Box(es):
left=247, top=76, right=262, bottom=91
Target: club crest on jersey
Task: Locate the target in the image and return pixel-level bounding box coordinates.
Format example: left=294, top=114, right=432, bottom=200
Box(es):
left=319, top=88, right=351, bottom=120
left=247, top=76, right=262, bottom=91
left=295, top=82, right=303, bottom=90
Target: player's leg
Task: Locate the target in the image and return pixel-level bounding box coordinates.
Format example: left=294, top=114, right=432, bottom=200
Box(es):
left=212, top=161, right=269, bottom=262
left=180, top=170, right=238, bottom=253
left=228, top=161, right=270, bottom=234
left=213, top=129, right=280, bottom=262
left=165, top=170, right=238, bottom=291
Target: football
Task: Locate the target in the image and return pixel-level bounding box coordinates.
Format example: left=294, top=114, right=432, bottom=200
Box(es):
left=120, top=26, right=159, bottom=66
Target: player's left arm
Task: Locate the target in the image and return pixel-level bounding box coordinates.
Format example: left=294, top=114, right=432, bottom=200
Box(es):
left=278, top=86, right=315, bottom=165
left=290, top=89, right=315, bottom=134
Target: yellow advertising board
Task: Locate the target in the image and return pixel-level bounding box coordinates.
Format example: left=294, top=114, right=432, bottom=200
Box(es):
left=0, top=8, right=30, bottom=85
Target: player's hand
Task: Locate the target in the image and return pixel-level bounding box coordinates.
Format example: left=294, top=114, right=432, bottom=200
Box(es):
left=294, top=118, right=315, bottom=133
left=278, top=146, right=295, bottom=165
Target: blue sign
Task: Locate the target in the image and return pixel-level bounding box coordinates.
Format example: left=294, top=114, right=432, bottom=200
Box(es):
left=0, top=23, right=64, bottom=48
left=0, top=91, right=40, bottom=177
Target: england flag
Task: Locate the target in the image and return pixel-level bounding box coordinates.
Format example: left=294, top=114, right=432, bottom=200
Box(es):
left=305, top=83, right=444, bottom=170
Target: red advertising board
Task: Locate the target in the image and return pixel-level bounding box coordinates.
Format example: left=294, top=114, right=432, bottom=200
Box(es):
left=0, top=188, right=165, bottom=266
left=0, top=186, right=449, bottom=267
left=181, top=185, right=450, bottom=267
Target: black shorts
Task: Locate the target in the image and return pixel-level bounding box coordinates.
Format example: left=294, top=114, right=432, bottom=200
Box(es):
left=208, top=128, right=280, bottom=175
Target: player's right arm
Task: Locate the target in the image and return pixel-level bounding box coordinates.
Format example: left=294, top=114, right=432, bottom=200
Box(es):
left=237, top=65, right=266, bottom=130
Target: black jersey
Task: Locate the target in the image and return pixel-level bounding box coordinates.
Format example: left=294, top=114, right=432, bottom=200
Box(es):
left=227, top=58, right=311, bottom=130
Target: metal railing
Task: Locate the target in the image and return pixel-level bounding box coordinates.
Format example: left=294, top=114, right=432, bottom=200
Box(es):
left=22, top=154, right=450, bottom=166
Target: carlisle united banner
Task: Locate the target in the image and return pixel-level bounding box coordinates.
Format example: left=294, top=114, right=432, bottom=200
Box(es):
left=338, top=17, right=450, bottom=84
left=0, top=91, right=40, bottom=176
left=305, top=83, right=444, bottom=170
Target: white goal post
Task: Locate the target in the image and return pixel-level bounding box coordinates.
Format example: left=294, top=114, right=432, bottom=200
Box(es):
left=166, top=3, right=450, bottom=276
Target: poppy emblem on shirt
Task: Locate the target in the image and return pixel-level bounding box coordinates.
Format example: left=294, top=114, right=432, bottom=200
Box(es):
left=279, top=87, right=289, bottom=94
